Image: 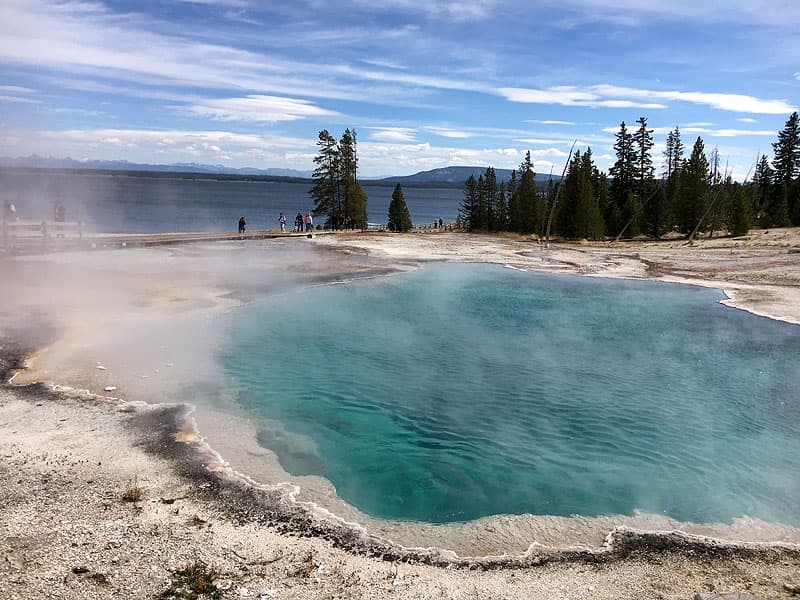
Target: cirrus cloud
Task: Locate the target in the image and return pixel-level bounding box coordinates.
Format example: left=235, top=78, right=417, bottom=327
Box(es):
left=186, top=95, right=340, bottom=122
left=499, top=84, right=796, bottom=114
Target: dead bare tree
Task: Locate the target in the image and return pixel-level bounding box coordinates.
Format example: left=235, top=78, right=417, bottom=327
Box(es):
left=544, top=140, right=577, bottom=247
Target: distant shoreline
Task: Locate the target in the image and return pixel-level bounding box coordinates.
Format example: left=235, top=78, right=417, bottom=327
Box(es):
left=0, top=165, right=471, bottom=189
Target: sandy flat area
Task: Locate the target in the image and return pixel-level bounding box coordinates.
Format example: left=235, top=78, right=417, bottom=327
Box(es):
left=2, top=230, right=800, bottom=599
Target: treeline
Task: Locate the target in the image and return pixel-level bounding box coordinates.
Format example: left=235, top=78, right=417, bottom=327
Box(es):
left=460, top=112, right=800, bottom=239
left=310, top=128, right=368, bottom=229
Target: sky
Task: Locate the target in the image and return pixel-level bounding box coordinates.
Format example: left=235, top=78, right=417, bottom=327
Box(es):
left=0, top=0, right=798, bottom=179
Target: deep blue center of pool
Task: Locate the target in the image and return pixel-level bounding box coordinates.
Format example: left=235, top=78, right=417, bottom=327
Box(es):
left=219, top=264, right=800, bottom=525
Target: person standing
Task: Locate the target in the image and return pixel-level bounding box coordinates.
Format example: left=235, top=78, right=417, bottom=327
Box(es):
left=238, top=216, right=246, bottom=237
left=306, top=212, right=313, bottom=232
left=295, top=212, right=303, bottom=232
left=54, top=201, right=66, bottom=238
left=5, top=201, right=17, bottom=221
left=279, top=212, right=287, bottom=233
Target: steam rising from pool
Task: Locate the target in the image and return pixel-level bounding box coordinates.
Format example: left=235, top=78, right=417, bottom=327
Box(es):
left=219, top=263, right=800, bottom=527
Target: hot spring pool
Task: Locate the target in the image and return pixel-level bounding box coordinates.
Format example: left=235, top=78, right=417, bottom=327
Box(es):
left=218, top=263, right=800, bottom=526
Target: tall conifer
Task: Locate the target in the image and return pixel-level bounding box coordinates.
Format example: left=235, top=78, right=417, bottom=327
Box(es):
left=676, top=137, right=710, bottom=234
left=388, top=184, right=412, bottom=232
left=634, top=116, right=655, bottom=201
left=608, top=121, right=637, bottom=236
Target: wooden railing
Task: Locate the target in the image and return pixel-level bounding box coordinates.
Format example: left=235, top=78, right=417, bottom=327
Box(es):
left=2, top=219, right=83, bottom=253
left=412, top=221, right=460, bottom=232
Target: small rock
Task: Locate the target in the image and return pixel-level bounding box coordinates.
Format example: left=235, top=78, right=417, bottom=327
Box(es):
left=104, top=386, right=117, bottom=392
left=785, top=584, right=800, bottom=596
left=236, top=587, right=251, bottom=597
left=72, top=566, right=90, bottom=574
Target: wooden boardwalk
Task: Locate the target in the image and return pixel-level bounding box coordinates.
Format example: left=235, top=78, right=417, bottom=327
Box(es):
left=1, top=221, right=334, bottom=256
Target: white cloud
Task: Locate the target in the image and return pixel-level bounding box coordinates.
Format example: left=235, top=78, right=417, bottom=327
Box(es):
left=593, top=84, right=796, bottom=114
left=424, top=126, right=473, bottom=139
left=527, top=120, right=576, bottom=125
left=0, top=95, right=41, bottom=104
left=499, top=86, right=667, bottom=109
left=222, top=10, right=261, bottom=25
left=500, top=84, right=796, bottom=114
left=176, top=0, right=249, bottom=6
left=368, top=127, right=417, bottom=142
left=546, top=0, right=800, bottom=29
left=348, top=0, right=501, bottom=21
left=359, top=58, right=409, bottom=70
left=186, top=95, right=340, bottom=122
left=44, top=128, right=310, bottom=150
left=499, top=86, right=598, bottom=105
left=0, top=85, right=36, bottom=94
left=356, top=140, right=558, bottom=176
left=514, top=138, right=560, bottom=145
left=737, top=117, right=758, bottom=123
left=529, top=147, right=569, bottom=158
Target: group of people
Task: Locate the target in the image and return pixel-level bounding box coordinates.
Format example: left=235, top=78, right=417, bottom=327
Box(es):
left=292, top=212, right=313, bottom=232
left=237, top=212, right=314, bottom=236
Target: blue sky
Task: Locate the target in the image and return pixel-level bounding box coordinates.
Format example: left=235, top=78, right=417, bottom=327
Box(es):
left=0, top=0, right=798, bottom=178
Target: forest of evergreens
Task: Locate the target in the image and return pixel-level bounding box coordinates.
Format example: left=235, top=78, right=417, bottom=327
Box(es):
left=459, top=112, right=800, bottom=240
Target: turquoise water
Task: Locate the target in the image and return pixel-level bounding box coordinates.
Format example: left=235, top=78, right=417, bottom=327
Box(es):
left=219, top=264, right=800, bottom=525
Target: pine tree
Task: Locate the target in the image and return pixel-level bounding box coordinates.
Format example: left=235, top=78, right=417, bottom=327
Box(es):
left=663, top=127, right=684, bottom=233
left=728, top=181, right=752, bottom=236
left=772, top=112, right=800, bottom=187
left=670, top=127, right=685, bottom=174
left=495, top=181, right=509, bottom=231
left=339, top=129, right=367, bottom=228
left=676, top=137, right=710, bottom=234
left=620, top=192, right=642, bottom=238
left=505, top=169, right=517, bottom=232
left=556, top=150, right=582, bottom=238
left=510, top=152, right=540, bottom=234
left=310, top=128, right=368, bottom=229
left=634, top=116, right=655, bottom=200
left=387, top=183, right=412, bottom=232
left=642, top=185, right=670, bottom=239
left=752, top=154, right=774, bottom=226
left=663, top=128, right=675, bottom=179
left=707, top=146, right=724, bottom=234
left=310, top=130, right=340, bottom=227
left=772, top=112, right=800, bottom=224
left=556, top=149, right=604, bottom=240
left=483, top=167, right=499, bottom=231
left=460, top=175, right=479, bottom=230
left=576, top=149, right=605, bottom=239
left=770, top=189, right=791, bottom=227
left=608, top=121, right=637, bottom=236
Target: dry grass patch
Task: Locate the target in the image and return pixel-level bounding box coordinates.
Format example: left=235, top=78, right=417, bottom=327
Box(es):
left=121, top=476, right=143, bottom=502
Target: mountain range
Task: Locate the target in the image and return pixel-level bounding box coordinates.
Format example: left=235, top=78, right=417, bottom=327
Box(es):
left=0, top=155, right=562, bottom=186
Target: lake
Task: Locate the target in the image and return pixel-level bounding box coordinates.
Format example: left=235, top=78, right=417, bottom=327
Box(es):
left=0, top=169, right=463, bottom=233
